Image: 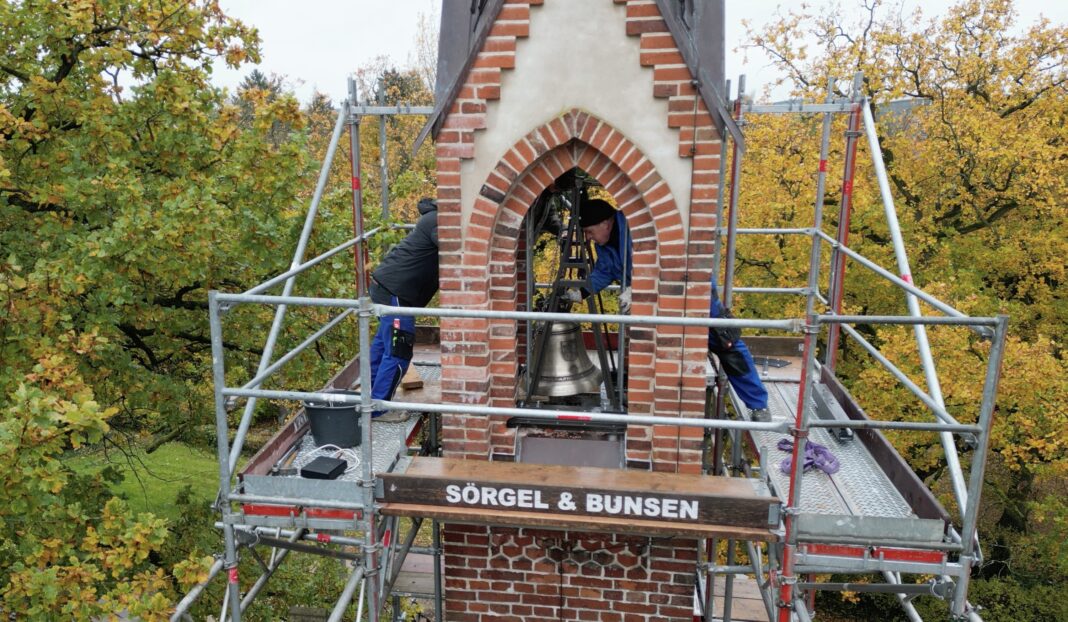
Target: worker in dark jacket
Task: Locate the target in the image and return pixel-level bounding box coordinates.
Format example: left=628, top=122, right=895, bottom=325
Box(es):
left=708, top=277, right=770, bottom=421
left=563, top=199, right=633, bottom=313
left=368, top=198, right=438, bottom=419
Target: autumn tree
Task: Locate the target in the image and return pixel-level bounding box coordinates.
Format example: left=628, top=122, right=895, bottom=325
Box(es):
left=738, top=1, right=1067, bottom=618
left=0, top=0, right=316, bottom=616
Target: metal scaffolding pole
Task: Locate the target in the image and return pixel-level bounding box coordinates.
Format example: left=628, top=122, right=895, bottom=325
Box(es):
left=358, top=298, right=382, bottom=622
left=227, top=105, right=349, bottom=476
left=723, top=75, right=746, bottom=308
left=209, top=292, right=243, bottom=622
left=952, top=316, right=1008, bottom=618
left=804, top=78, right=836, bottom=319
left=378, top=83, right=390, bottom=219
left=348, top=78, right=369, bottom=298
left=824, top=74, right=864, bottom=370
left=860, top=98, right=969, bottom=515
left=777, top=316, right=819, bottom=622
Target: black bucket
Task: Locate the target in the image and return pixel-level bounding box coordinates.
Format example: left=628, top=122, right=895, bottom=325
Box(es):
left=303, top=389, right=362, bottom=448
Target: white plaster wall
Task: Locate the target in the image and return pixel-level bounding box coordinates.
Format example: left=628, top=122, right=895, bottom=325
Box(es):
left=460, top=0, right=692, bottom=231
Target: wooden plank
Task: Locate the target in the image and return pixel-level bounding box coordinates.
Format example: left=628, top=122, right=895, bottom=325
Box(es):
left=379, top=457, right=779, bottom=532
left=381, top=503, right=778, bottom=541
left=399, top=366, right=423, bottom=390
left=398, top=457, right=768, bottom=497
left=709, top=575, right=769, bottom=622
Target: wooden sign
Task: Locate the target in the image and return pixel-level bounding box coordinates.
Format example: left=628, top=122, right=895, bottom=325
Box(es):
left=378, top=458, right=778, bottom=530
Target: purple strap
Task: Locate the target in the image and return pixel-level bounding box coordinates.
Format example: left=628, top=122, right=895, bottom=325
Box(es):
left=778, top=438, right=840, bottom=475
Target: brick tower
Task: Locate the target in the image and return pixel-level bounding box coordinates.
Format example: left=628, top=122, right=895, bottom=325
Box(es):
left=421, top=1, right=731, bottom=619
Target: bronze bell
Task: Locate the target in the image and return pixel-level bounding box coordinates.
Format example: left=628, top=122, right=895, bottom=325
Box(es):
left=533, top=322, right=603, bottom=397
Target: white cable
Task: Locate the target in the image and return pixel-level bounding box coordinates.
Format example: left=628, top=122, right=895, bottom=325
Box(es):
left=298, top=443, right=362, bottom=474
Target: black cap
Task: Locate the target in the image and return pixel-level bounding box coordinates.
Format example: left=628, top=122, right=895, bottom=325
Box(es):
left=579, top=199, right=616, bottom=228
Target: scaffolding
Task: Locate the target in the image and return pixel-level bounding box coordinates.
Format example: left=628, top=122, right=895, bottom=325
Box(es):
left=172, top=73, right=1007, bottom=622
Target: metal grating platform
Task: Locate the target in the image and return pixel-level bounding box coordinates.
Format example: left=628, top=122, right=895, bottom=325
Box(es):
left=739, top=381, right=945, bottom=543
left=240, top=364, right=438, bottom=506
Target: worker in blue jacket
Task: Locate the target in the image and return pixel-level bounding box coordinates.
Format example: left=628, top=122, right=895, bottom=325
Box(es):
left=708, top=278, right=770, bottom=421
left=563, top=199, right=633, bottom=312
left=368, top=198, right=438, bottom=421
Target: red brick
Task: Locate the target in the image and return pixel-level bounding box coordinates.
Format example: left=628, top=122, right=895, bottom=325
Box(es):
left=626, top=18, right=668, bottom=35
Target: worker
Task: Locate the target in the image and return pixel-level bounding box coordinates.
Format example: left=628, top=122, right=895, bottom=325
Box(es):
left=368, top=198, right=438, bottom=421
left=563, top=198, right=633, bottom=313
left=708, top=278, right=770, bottom=422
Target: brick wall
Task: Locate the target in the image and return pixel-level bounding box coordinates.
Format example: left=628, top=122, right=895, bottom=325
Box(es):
left=435, top=1, right=721, bottom=620
left=444, top=525, right=698, bottom=622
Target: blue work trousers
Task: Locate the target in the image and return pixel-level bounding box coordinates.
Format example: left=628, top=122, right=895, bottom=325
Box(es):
left=368, top=295, right=415, bottom=415
left=709, top=333, right=768, bottom=411
left=709, top=279, right=768, bottom=411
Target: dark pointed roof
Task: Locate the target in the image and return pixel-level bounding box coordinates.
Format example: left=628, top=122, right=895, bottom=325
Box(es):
left=416, top=0, right=742, bottom=152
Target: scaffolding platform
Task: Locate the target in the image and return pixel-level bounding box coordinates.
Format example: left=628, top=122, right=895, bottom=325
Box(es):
left=236, top=347, right=441, bottom=531
left=709, top=338, right=950, bottom=554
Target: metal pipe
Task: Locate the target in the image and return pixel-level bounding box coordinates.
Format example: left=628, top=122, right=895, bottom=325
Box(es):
left=383, top=518, right=424, bottom=599
left=239, top=309, right=356, bottom=392
left=953, top=316, right=1008, bottom=618
left=795, top=581, right=949, bottom=597
left=356, top=575, right=367, bottom=622
left=838, top=323, right=964, bottom=426
left=734, top=227, right=811, bottom=235
left=224, top=389, right=790, bottom=433
left=433, top=520, right=443, bottom=622
left=239, top=533, right=363, bottom=563
left=778, top=318, right=819, bottom=622
left=723, top=75, right=745, bottom=308
left=239, top=529, right=304, bottom=612
left=378, top=85, right=389, bottom=219
left=704, top=537, right=716, bottom=621
left=712, top=78, right=730, bottom=281
left=884, top=570, right=925, bottom=622
left=861, top=98, right=969, bottom=515
left=358, top=298, right=381, bottom=622
left=805, top=78, right=836, bottom=320
left=825, top=83, right=863, bottom=369
left=807, top=419, right=979, bottom=434
left=209, top=293, right=243, bottom=622
left=743, top=102, right=857, bottom=114
left=734, top=287, right=808, bottom=295
left=794, top=598, right=814, bottom=622
left=243, top=229, right=382, bottom=297
left=823, top=313, right=996, bottom=327
left=348, top=77, right=368, bottom=299
left=813, top=230, right=983, bottom=329
left=225, top=525, right=365, bottom=548
left=227, top=105, right=349, bottom=476
left=746, top=541, right=775, bottom=622
left=169, top=558, right=225, bottom=621
left=215, top=293, right=801, bottom=331
left=327, top=565, right=366, bottom=622
left=350, top=104, right=434, bottom=115
left=723, top=540, right=736, bottom=621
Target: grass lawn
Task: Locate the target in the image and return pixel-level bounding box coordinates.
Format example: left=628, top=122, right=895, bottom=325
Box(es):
left=69, top=442, right=223, bottom=522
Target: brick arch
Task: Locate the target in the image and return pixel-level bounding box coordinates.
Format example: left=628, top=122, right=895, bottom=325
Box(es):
left=444, top=110, right=706, bottom=464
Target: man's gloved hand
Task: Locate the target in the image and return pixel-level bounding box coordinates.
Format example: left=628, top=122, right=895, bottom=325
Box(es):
left=563, top=288, right=583, bottom=303
left=619, top=287, right=632, bottom=315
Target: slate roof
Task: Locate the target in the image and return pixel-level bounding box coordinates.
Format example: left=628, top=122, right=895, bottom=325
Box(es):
left=416, top=0, right=743, bottom=152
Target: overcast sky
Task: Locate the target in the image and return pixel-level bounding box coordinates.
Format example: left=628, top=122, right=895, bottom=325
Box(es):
left=211, top=1, right=1068, bottom=104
